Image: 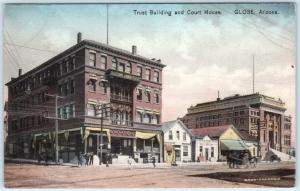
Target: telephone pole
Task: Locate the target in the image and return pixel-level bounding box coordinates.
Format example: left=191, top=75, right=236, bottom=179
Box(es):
left=252, top=55, right=255, bottom=94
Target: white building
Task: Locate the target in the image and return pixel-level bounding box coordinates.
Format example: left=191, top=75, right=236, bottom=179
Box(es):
left=162, top=120, right=192, bottom=163
left=192, top=135, right=218, bottom=162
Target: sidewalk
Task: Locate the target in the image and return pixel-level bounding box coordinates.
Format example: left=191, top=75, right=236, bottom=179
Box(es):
left=5, top=157, right=227, bottom=168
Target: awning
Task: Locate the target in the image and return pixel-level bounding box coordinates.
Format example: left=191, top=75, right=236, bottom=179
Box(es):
left=135, top=132, right=156, bottom=139
left=220, top=139, right=249, bottom=151
left=165, top=144, right=173, bottom=152
left=84, top=127, right=111, bottom=143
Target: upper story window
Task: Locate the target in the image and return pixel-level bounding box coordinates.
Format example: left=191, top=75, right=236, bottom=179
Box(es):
left=112, top=58, right=117, bottom=70
left=183, top=132, right=187, bottom=141
left=137, top=89, right=142, bottom=100
left=87, top=103, right=96, bottom=116
left=152, top=115, right=160, bottom=124
left=118, top=63, right=125, bottom=72
left=69, top=103, right=75, bottom=118
left=153, top=71, right=159, bottom=82
left=145, top=91, right=151, bottom=102
left=62, top=62, right=68, bottom=73
left=88, top=79, right=96, bottom=92
left=70, top=79, right=75, bottom=94
left=89, top=52, right=96, bottom=67
left=69, top=60, right=74, bottom=71
left=63, top=82, right=69, bottom=95
left=144, top=114, right=151, bottom=123
left=145, top=69, right=151, bottom=80
left=126, top=63, right=132, bottom=74
left=154, top=93, right=160, bottom=104
left=169, top=130, right=173, bottom=140
left=137, top=66, right=142, bottom=77
left=176, top=131, right=180, bottom=140
left=100, top=55, right=107, bottom=70
left=136, top=112, right=143, bottom=123
left=100, top=81, right=107, bottom=94
left=58, top=85, right=63, bottom=96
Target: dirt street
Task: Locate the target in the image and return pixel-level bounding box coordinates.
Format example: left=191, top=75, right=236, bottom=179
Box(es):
left=4, top=162, right=295, bottom=188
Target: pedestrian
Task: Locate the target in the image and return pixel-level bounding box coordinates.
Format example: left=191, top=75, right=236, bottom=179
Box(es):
left=89, top=152, right=94, bottom=166
left=78, top=152, right=83, bottom=166
left=105, top=154, right=110, bottom=167
left=84, top=153, right=89, bottom=166
left=152, top=156, right=156, bottom=168
left=128, top=156, right=132, bottom=169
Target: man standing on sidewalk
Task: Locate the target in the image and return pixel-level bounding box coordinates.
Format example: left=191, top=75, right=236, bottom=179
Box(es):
left=152, top=156, right=156, bottom=168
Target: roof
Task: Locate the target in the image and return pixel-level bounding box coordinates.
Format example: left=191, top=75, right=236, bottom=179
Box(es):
left=190, top=125, right=234, bottom=138
left=238, top=129, right=257, bottom=142
left=6, top=39, right=166, bottom=86
left=161, top=120, right=192, bottom=136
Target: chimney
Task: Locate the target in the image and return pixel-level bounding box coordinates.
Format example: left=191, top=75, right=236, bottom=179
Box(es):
left=132, top=45, right=137, bottom=55
left=157, top=59, right=161, bottom=63
left=77, top=32, right=82, bottom=44
left=18, top=69, right=22, bottom=77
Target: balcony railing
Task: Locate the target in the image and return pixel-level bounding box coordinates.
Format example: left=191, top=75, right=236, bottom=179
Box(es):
left=110, top=118, right=133, bottom=127
left=106, top=69, right=141, bottom=83
left=110, top=94, right=132, bottom=103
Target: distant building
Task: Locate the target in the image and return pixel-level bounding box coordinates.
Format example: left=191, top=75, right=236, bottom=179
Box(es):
left=5, top=33, right=166, bottom=164
left=161, top=120, right=192, bottom=163
left=192, top=135, right=218, bottom=162
left=190, top=125, right=249, bottom=161
left=182, top=93, right=292, bottom=158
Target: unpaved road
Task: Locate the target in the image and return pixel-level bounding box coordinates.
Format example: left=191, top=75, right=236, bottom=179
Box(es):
left=4, top=162, right=295, bottom=188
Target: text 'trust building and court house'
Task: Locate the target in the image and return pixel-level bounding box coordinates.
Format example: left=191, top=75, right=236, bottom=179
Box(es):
left=181, top=93, right=292, bottom=158
left=6, top=33, right=166, bottom=164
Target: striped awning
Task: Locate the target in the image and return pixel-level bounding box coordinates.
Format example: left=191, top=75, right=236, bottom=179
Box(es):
left=220, top=139, right=249, bottom=151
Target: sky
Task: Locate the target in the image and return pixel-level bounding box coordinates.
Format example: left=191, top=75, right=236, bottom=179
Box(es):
left=2, top=3, right=296, bottom=144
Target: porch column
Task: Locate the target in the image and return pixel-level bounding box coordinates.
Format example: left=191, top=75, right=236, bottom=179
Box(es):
left=159, top=138, right=163, bottom=163
left=84, top=138, right=87, bottom=153
left=133, top=138, right=137, bottom=152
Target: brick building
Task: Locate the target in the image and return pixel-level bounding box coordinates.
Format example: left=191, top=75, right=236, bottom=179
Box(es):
left=6, top=33, right=166, bottom=164
left=181, top=93, right=292, bottom=158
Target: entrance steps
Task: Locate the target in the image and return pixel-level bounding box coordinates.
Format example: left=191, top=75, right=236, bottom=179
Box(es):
left=268, top=148, right=295, bottom=162
left=112, top=155, right=131, bottom=164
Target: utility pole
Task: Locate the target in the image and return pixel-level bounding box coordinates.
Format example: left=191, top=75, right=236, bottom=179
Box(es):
left=106, top=4, right=109, bottom=45
left=45, top=93, right=65, bottom=164
left=257, top=119, right=261, bottom=158
left=252, top=55, right=255, bottom=94
left=97, top=103, right=110, bottom=165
